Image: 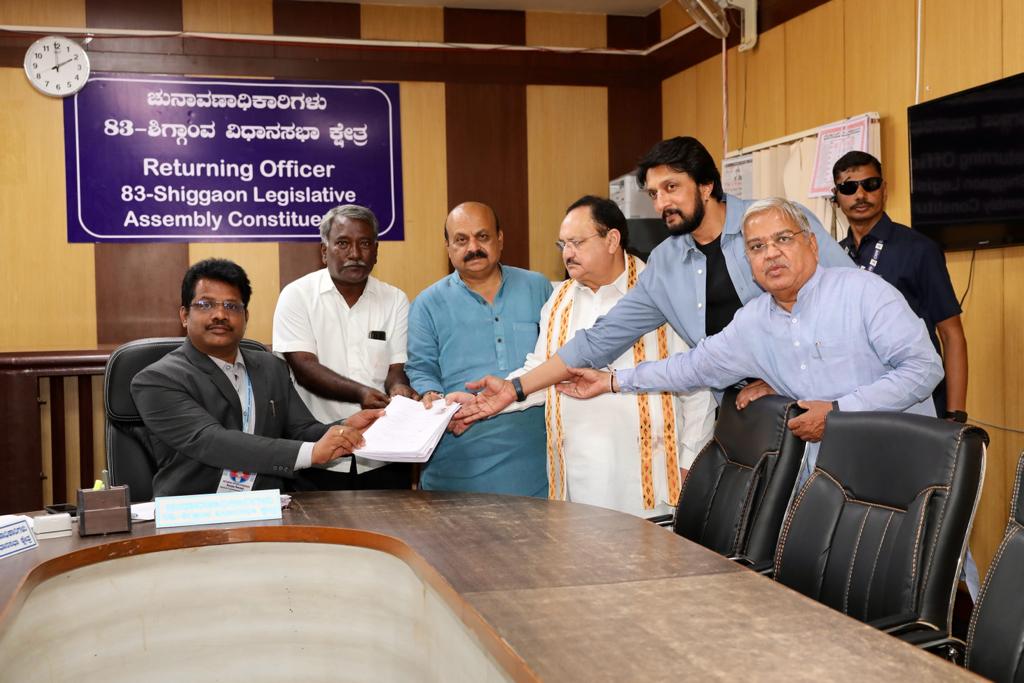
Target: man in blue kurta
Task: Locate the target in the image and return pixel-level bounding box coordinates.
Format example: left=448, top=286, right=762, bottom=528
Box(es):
left=406, top=202, right=552, bottom=495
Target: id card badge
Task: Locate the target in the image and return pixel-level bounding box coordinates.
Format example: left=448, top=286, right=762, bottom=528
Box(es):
left=217, top=469, right=257, bottom=493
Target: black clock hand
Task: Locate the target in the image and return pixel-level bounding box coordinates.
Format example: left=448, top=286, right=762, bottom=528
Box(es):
left=51, top=57, right=74, bottom=72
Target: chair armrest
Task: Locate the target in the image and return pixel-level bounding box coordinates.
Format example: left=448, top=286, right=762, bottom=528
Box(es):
left=645, top=514, right=674, bottom=527
left=727, top=554, right=774, bottom=575
left=868, top=613, right=926, bottom=634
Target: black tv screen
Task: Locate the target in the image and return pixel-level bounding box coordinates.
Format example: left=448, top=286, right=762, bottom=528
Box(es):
left=908, top=71, right=1024, bottom=251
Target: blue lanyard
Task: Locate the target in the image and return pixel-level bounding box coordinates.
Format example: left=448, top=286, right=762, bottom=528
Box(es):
left=848, top=239, right=884, bottom=273
left=240, top=368, right=255, bottom=433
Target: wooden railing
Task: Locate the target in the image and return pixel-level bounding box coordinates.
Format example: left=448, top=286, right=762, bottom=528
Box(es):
left=0, top=350, right=111, bottom=514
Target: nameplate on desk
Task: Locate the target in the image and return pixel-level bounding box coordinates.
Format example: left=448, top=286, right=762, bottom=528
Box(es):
left=0, top=516, right=38, bottom=560
left=155, top=489, right=282, bottom=529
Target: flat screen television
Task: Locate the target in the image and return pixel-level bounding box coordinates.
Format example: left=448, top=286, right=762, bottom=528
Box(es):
left=908, top=71, right=1024, bottom=251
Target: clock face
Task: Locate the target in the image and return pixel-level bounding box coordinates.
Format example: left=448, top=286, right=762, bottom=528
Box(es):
left=23, top=35, right=91, bottom=97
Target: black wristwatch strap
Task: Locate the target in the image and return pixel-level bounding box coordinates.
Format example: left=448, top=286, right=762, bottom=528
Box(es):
left=944, top=410, right=968, bottom=423
left=511, top=377, right=527, bottom=402
left=832, top=400, right=840, bottom=412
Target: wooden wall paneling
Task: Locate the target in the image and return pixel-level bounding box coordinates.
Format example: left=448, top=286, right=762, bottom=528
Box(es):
left=842, top=0, right=916, bottom=224
left=85, top=0, right=184, bottom=56
left=95, top=245, right=190, bottom=345
left=1002, top=244, right=1024, bottom=519
left=76, top=375, right=93, bottom=489
left=375, top=82, right=449, bottom=299
left=782, top=0, right=844, bottom=135
left=0, top=373, right=44, bottom=512
left=0, top=0, right=85, bottom=26
left=920, top=0, right=1002, bottom=101
left=273, top=0, right=359, bottom=38
left=444, top=8, right=526, bottom=46
left=662, top=66, right=698, bottom=139
left=278, top=243, right=324, bottom=291
left=659, top=0, right=694, bottom=40
left=525, top=11, right=607, bottom=49
left=91, top=375, right=105, bottom=482
left=49, top=377, right=67, bottom=504
left=182, top=0, right=274, bottom=34
left=0, top=69, right=97, bottom=352
left=1005, top=0, right=1024, bottom=76
left=607, top=83, right=661, bottom=180
left=694, top=55, right=725, bottom=162
left=606, top=14, right=653, bottom=50
left=946, top=248, right=1006, bottom=577
left=725, top=25, right=787, bottom=152
left=360, top=5, right=444, bottom=42
left=445, top=83, right=530, bottom=270
left=527, top=86, right=609, bottom=280
left=187, top=243, right=280, bottom=345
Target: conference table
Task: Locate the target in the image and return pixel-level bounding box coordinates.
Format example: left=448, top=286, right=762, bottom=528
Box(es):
left=0, top=491, right=976, bottom=681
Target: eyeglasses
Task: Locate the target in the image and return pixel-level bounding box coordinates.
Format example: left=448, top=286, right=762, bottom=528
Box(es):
left=554, top=234, right=601, bottom=252
left=189, top=299, right=246, bottom=314
left=745, top=230, right=807, bottom=255
left=834, top=177, right=883, bottom=195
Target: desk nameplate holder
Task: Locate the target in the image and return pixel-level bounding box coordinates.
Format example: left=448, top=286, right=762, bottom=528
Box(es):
left=76, top=485, right=132, bottom=536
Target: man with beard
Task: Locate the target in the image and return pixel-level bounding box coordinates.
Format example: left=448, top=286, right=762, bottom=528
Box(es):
left=405, top=202, right=552, bottom=495
left=452, top=137, right=851, bottom=449
left=273, top=204, right=417, bottom=490
left=833, top=151, right=967, bottom=421
left=133, top=258, right=381, bottom=497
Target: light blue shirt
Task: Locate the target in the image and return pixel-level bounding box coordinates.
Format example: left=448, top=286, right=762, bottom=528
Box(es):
left=407, top=265, right=552, bottom=495
left=617, top=266, right=943, bottom=472
left=558, top=194, right=853, bottom=369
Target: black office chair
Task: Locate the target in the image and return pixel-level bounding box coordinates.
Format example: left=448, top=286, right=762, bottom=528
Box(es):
left=669, top=387, right=806, bottom=570
left=773, top=412, right=987, bottom=636
left=104, top=337, right=267, bottom=502
left=962, top=450, right=1024, bottom=681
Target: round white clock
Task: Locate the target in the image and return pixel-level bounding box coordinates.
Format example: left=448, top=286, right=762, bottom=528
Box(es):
left=23, top=35, right=91, bottom=97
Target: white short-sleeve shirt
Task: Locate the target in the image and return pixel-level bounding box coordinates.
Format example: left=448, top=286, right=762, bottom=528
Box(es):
left=273, top=269, right=409, bottom=424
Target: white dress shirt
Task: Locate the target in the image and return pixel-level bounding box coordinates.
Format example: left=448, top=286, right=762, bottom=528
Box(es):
left=273, top=270, right=409, bottom=473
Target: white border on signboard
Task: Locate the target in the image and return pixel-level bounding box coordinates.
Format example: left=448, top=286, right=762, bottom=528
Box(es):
left=72, top=76, right=400, bottom=240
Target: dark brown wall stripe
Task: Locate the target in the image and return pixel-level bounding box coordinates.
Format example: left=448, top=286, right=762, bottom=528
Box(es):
left=273, top=0, right=360, bottom=39
left=608, top=84, right=662, bottom=181
left=279, top=243, right=325, bottom=291
left=86, top=0, right=189, bottom=346
left=84, top=0, right=183, bottom=56
left=444, top=83, right=530, bottom=270
left=444, top=8, right=526, bottom=46
left=606, top=12, right=659, bottom=51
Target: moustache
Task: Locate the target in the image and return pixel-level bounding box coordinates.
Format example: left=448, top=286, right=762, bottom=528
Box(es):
left=851, top=201, right=874, bottom=210
left=206, top=323, right=233, bottom=331
left=464, top=250, right=488, bottom=262
left=763, top=258, right=788, bottom=274
left=662, top=208, right=683, bottom=221
left=342, top=260, right=368, bottom=268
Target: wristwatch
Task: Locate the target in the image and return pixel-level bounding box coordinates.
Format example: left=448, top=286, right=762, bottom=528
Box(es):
left=944, top=410, right=968, bottom=423
left=510, top=377, right=527, bottom=402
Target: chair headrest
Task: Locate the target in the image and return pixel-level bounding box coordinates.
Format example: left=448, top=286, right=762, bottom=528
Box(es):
left=815, top=411, right=988, bottom=507
left=104, top=337, right=267, bottom=420
left=715, top=387, right=802, bottom=467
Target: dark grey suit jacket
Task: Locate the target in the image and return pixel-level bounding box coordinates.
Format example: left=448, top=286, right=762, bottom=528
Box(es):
left=131, top=339, right=329, bottom=497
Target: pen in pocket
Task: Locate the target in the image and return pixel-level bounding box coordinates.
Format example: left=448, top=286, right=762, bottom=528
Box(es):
left=270, top=399, right=276, bottom=416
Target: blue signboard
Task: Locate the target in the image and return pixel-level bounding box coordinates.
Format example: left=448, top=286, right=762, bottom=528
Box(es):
left=63, top=73, right=403, bottom=242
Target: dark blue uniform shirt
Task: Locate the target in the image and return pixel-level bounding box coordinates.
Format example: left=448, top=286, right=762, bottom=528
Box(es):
left=839, top=212, right=961, bottom=413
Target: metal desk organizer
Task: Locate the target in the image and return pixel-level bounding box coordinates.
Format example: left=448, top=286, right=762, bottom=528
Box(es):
left=76, top=485, right=131, bottom=536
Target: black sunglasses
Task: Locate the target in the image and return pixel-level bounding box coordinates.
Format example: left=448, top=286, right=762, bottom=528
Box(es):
left=834, top=177, right=883, bottom=195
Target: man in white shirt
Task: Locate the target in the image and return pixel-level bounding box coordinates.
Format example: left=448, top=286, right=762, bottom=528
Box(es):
left=451, top=196, right=716, bottom=517
left=273, top=204, right=418, bottom=489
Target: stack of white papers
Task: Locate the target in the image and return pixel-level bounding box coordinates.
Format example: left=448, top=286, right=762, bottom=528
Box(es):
left=348, top=396, right=460, bottom=463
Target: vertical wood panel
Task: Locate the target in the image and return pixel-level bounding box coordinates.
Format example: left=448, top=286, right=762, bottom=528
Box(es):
left=182, top=0, right=273, bottom=33
left=662, top=67, right=698, bottom=139
left=445, top=83, right=530, bottom=270
left=726, top=25, right=786, bottom=151
left=0, top=68, right=97, bottom=352
left=607, top=14, right=654, bottom=50
left=92, top=375, right=106, bottom=482
left=694, top=55, right=724, bottom=162
left=39, top=378, right=53, bottom=508
left=187, top=243, right=280, bottom=345
left=527, top=86, right=609, bottom=280
left=273, top=0, right=359, bottom=38
left=920, top=0, right=1002, bottom=101
left=0, top=0, right=85, bottom=25
left=1005, top=0, right=1024, bottom=76
left=843, top=0, right=916, bottom=224
left=608, top=83, right=661, bottom=180
left=63, top=377, right=81, bottom=503
left=50, top=378, right=67, bottom=504
left=77, top=375, right=93, bottom=489
left=444, top=8, right=525, bottom=45
left=96, top=245, right=190, bottom=345
left=525, top=11, right=607, bottom=49
left=360, top=4, right=444, bottom=42
left=783, top=0, right=844, bottom=135
left=375, top=82, right=449, bottom=298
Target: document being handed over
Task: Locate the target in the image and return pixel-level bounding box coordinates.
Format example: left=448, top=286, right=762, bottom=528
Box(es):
left=348, top=395, right=461, bottom=463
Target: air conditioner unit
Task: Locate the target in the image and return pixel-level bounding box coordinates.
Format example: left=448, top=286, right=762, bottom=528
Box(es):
left=678, top=0, right=758, bottom=52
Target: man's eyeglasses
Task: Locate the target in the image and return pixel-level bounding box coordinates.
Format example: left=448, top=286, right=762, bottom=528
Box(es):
left=834, top=177, right=883, bottom=195
left=554, top=234, right=601, bottom=252
left=189, top=299, right=246, bottom=314
left=745, top=230, right=807, bottom=254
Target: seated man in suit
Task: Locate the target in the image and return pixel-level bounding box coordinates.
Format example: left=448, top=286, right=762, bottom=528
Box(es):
left=132, top=258, right=381, bottom=497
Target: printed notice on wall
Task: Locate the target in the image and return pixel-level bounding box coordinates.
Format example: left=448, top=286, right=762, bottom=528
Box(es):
left=64, top=74, right=403, bottom=242
left=721, top=154, right=754, bottom=200
left=808, top=114, right=871, bottom=198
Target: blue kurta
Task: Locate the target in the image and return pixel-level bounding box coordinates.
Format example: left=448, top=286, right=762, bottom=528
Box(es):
left=406, top=265, right=552, bottom=496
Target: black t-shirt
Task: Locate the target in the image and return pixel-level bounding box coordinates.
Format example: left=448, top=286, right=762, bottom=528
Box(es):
left=695, top=234, right=743, bottom=337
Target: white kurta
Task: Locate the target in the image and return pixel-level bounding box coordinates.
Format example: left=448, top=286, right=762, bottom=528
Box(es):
left=510, top=259, right=716, bottom=517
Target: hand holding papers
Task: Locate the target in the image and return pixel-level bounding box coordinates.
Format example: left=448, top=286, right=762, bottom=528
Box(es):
left=352, top=395, right=461, bottom=463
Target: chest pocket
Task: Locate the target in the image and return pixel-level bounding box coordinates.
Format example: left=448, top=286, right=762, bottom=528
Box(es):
left=366, top=337, right=390, bottom=385
left=512, top=321, right=540, bottom=359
